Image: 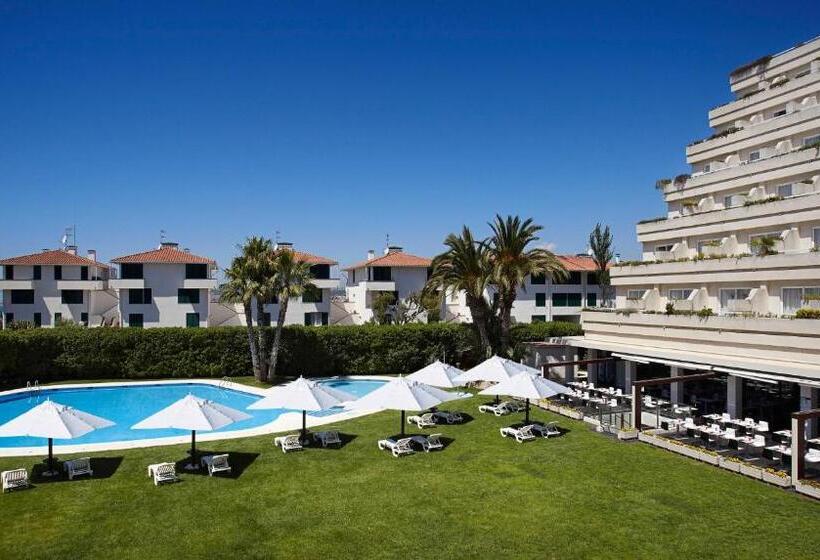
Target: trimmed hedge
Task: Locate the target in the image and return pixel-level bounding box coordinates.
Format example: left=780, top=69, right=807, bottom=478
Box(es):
left=0, top=322, right=582, bottom=386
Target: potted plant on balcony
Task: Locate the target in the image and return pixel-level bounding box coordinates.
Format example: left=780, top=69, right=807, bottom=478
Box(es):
left=750, top=236, right=778, bottom=256
left=803, top=294, right=820, bottom=310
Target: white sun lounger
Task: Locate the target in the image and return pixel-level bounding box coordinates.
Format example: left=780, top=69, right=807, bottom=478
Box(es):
left=411, top=433, right=444, bottom=452
left=406, top=413, right=437, bottom=428
left=529, top=422, right=561, bottom=438
left=433, top=411, right=464, bottom=424
left=2, top=469, right=29, bottom=493
left=200, top=454, right=231, bottom=476
left=274, top=434, right=303, bottom=453
left=147, top=463, right=178, bottom=486
left=377, top=437, right=415, bottom=458
left=479, top=401, right=521, bottom=416
left=313, top=431, right=343, bottom=447
left=64, top=457, right=93, bottom=480
left=500, top=425, right=536, bottom=443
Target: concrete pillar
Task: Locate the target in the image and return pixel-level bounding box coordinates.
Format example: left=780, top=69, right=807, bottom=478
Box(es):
left=726, top=375, right=743, bottom=418
left=563, top=349, right=578, bottom=384
left=670, top=367, right=683, bottom=405
left=623, top=360, right=636, bottom=391
left=587, top=349, right=599, bottom=384
left=799, top=385, right=819, bottom=438
left=791, top=415, right=805, bottom=482
left=615, top=360, right=626, bottom=390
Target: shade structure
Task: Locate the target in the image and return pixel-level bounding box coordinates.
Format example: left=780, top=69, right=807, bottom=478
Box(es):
left=132, top=394, right=251, bottom=469
left=247, top=376, right=355, bottom=439
left=453, top=355, right=529, bottom=385
left=0, top=399, right=115, bottom=476
left=407, top=360, right=465, bottom=389
left=479, top=372, right=571, bottom=423
left=345, top=377, right=468, bottom=435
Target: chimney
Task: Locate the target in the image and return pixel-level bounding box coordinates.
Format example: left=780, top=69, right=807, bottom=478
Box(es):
left=276, top=242, right=294, bottom=251
left=386, top=245, right=403, bottom=255
left=614, top=253, right=621, bottom=264
left=42, top=248, right=50, bottom=253
left=367, top=250, right=376, bottom=260
left=65, top=245, right=77, bottom=255
left=183, top=248, right=190, bottom=253
left=87, top=249, right=97, bottom=262
left=159, top=241, right=179, bottom=250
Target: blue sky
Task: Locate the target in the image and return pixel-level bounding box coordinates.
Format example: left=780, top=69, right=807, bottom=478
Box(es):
left=2, top=2, right=819, bottom=272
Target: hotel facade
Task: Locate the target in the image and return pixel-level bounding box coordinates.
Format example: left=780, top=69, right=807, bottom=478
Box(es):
left=568, top=37, right=820, bottom=433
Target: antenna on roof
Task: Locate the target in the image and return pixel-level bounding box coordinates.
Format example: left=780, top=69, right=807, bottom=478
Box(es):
left=385, top=233, right=390, bottom=249
left=275, top=230, right=281, bottom=243
left=160, top=229, right=167, bottom=244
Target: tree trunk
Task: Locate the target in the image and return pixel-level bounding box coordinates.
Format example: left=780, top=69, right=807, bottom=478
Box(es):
left=268, top=295, right=289, bottom=382
left=243, top=302, right=263, bottom=381
left=466, top=295, right=493, bottom=358
left=498, top=291, right=515, bottom=355
left=255, top=298, right=269, bottom=375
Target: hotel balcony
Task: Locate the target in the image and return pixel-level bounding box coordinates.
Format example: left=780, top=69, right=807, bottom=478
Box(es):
left=311, top=278, right=340, bottom=290
left=182, top=278, right=219, bottom=290
left=360, top=281, right=397, bottom=292
left=109, top=279, right=146, bottom=289
left=56, top=280, right=107, bottom=291
left=0, top=279, right=35, bottom=290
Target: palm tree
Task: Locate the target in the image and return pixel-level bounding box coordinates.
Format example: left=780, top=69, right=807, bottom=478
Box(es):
left=240, top=236, right=276, bottom=374
left=220, top=256, right=265, bottom=381
left=425, top=227, right=495, bottom=357
left=487, top=215, right=566, bottom=353
left=588, top=223, right=614, bottom=307
left=267, top=248, right=315, bottom=381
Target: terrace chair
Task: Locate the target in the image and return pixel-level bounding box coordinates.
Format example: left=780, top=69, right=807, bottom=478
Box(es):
left=530, top=421, right=561, bottom=438
left=805, top=449, right=820, bottom=466
left=433, top=411, right=464, bottom=424
left=608, top=399, right=618, bottom=408
left=313, top=431, right=342, bottom=448
left=200, top=454, right=231, bottom=476
left=377, top=437, right=415, bottom=458
left=500, top=425, right=536, bottom=443
left=406, top=413, right=437, bottom=429
left=756, top=421, right=769, bottom=434
left=721, top=413, right=732, bottom=423
left=478, top=401, right=514, bottom=416
left=147, top=463, right=178, bottom=486
left=64, top=457, right=93, bottom=480
left=743, top=434, right=767, bottom=457
left=411, top=433, right=444, bottom=452
left=643, top=396, right=656, bottom=409
left=274, top=434, right=304, bottom=453
left=615, top=388, right=623, bottom=397
left=1, top=469, right=29, bottom=493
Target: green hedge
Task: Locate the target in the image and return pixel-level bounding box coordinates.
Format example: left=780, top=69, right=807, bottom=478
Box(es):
left=0, top=322, right=582, bottom=386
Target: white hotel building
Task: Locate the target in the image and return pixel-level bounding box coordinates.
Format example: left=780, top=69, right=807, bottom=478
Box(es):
left=569, top=37, right=820, bottom=433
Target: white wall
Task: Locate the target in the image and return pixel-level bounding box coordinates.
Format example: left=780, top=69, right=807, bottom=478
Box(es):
left=118, top=264, right=208, bottom=328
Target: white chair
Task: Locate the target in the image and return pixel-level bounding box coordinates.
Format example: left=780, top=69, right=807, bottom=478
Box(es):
left=406, top=413, right=437, bottom=428
left=147, top=463, right=178, bottom=486
left=500, top=425, right=536, bottom=443
left=608, top=399, right=618, bottom=408
left=274, top=434, right=303, bottom=453
left=744, top=417, right=754, bottom=426
left=615, top=389, right=623, bottom=397
left=756, top=421, right=769, bottom=434
left=530, top=422, right=561, bottom=438
left=433, top=411, right=463, bottom=424
left=721, top=413, right=731, bottom=423
left=411, top=433, right=444, bottom=452
left=64, top=457, right=93, bottom=480
left=313, top=431, right=342, bottom=447
left=377, top=437, right=415, bottom=458
left=805, top=449, right=820, bottom=464
left=478, top=401, right=515, bottom=416
left=200, top=454, right=231, bottom=476
left=1, top=469, right=29, bottom=493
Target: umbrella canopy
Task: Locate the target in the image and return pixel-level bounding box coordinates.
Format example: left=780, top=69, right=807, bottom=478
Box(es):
left=407, top=360, right=465, bottom=388
left=479, top=372, right=570, bottom=423
left=453, top=355, right=529, bottom=385
left=247, top=376, right=355, bottom=411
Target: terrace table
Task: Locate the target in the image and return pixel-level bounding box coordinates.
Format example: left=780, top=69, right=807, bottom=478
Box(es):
left=773, top=430, right=792, bottom=443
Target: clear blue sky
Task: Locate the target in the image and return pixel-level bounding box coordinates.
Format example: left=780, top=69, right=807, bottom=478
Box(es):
left=2, top=2, right=819, bottom=272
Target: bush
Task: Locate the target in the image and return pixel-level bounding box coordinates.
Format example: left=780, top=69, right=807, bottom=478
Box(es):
left=795, top=308, right=820, bottom=320
left=0, top=322, right=583, bottom=387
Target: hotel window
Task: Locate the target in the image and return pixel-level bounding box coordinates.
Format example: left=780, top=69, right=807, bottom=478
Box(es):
left=372, top=266, right=391, bottom=282
left=586, top=293, right=597, bottom=307
left=33, top=265, right=41, bottom=280
left=530, top=273, right=546, bottom=285
left=668, top=289, right=693, bottom=301
left=310, top=264, right=330, bottom=280
left=128, top=288, right=152, bottom=305
left=61, top=290, right=84, bottom=305
left=186, top=313, right=200, bottom=328
left=552, top=293, right=582, bottom=307
left=627, top=289, right=646, bottom=300
left=10, top=290, right=34, bottom=304
left=3, top=265, right=12, bottom=280
left=719, top=288, right=751, bottom=310
left=80, top=266, right=88, bottom=280
left=120, top=263, right=143, bottom=279
left=54, top=265, right=62, bottom=280
left=4, top=313, right=13, bottom=325
left=554, top=272, right=581, bottom=285
left=724, top=194, right=744, bottom=208
left=535, top=293, right=546, bottom=307
left=185, top=264, right=208, bottom=279
left=178, top=289, right=200, bottom=304
left=302, top=285, right=323, bottom=303
left=703, top=163, right=711, bottom=173
left=33, top=313, right=41, bottom=327
left=748, top=151, right=760, bottom=162
left=749, top=232, right=781, bottom=253
left=803, top=134, right=820, bottom=147
left=128, top=313, right=144, bottom=328
left=772, top=109, right=787, bottom=118
left=776, top=184, right=793, bottom=198
left=655, top=244, right=673, bottom=253
left=813, top=227, right=820, bottom=249
left=54, top=312, right=62, bottom=324
left=321, top=312, right=329, bottom=326
left=697, top=239, right=721, bottom=254
left=81, top=312, right=88, bottom=325
left=782, top=287, right=820, bottom=315
left=260, top=312, right=271, bottom=327
left=531, top=315, right=546, bottom=323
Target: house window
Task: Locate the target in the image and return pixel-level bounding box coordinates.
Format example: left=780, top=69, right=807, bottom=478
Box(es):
left=321, top=312, right=328, bottom=326
left=655, top=244, right=674, bottom=253
left=719, top=288, right=752, bottom=310
left=128, top=313, right=144, bottom=328
left=803, top=134, right=820, bottom=147
left=33, top=313, right=41, bottom=327
left=372, top=266, right=391, bottom=282
left=350, top=270, right=356, bottom=284
left=3, top=265, right=12, bottom=280
left=4, top=313, right=13, bottom=325
left=776, top=184, right=793, bottom=198
left=61, top=290, right=84, bottom=304
left=54, top=265, right=62, bottom=280
left=586, top=293, right=597, bottom=307
left=703, top=163, right=711, bottom=173
left=120, top=263, right=143, bottom=279
left=80, top=266, right=88, bottom=281
left=697, top=239, right=721, bottom=254
left=54, top=312, right=62, bottom=325
left=310, top=264, right=330, bottom=280
left=782, top=287, right=820, bottom=315
left=186, top=313, right=200, bottom=328
left=185, top=264, right=208, bottom=279
left=535, top=293, right=546, bottom=307
left=10, top=290, right=34, bottom=304
left=80, top=312, right=88, bottom=326
left=813, top=227, right=820, bottom=249
left=772, top=109, right=787, bottom=118
left=587, top=272, right=598, bottom=285
left=668, top=289, right=693, bottom=301
left=128, top=288, right=152, bottom=305
left=260, top=312, right=271, bottom=326
left=748, top=151, right=760, bottom=162
left=531, top=315, right=546, bottom=323
left=178, top=289, right=200, bottom=304
left=302, top=285, right=323, bottom=303
left=554, top=272, right=581, bottom=285
left=724, top=194, right=744, bottom=208
left=627, top=289, right=646, bottom=300
left=304, top=313, right=314, bottom=326
left=552, top=293, right=582, bottom=307
left=33, top=266, right=41, bottom=280
left=530, top=273, right=546, bottom=285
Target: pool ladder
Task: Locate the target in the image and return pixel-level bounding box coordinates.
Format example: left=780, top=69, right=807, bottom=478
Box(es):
left=26, top=380, right=40, bottom=402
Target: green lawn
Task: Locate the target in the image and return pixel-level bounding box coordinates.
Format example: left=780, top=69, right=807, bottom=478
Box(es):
left=1, top=392, right=818, bottom=559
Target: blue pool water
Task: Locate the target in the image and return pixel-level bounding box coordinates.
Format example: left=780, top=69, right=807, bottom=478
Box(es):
left=0, top=378, right=385, bottom=448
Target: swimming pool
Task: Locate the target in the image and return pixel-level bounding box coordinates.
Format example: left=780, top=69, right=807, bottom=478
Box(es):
left=0, top=378, right=386, bottom=453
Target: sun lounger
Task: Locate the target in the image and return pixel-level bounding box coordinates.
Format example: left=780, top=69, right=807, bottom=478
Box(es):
left=63, top=457, right=93, bottom=480
left=500, top=425, right=536, bottom=443
left=147, top=463, right=178, bottom=486
left=530, top=422, right=561, bottom=438
left=406, top=413, right=437, bottom=428
left=200, top=454, right=231, bottom=476
left=411, top=433, right=444, bottom=452
left=274, top=434, right=303, bottom=453
left=2, top=469, right=29, bottom=493
left=377, top=437, right=415, bottom=458
left=479, top=401, right=521, bottom=416
left=433, top=411, right=463, bottom=424
left=313, top=431, right=343, bottom=447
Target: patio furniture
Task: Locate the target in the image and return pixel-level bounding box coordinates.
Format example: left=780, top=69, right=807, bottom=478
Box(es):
left=274, top=434, right=304, bottom=453
left=530, top=422, right=561, bottom=438
left=411, top=433, right=444, bottom=452
left=64, top=457, right=93, bottom=480
left=147, top=463, right=178, bottom=486
left=377, top=437, right=415, bottom=458
left=1, top=469, right=29, bottom=493
left=755, top=421, right=769, bottom=434
left=200, top=454, right=231, bottom=476
left=406, top=413, right=437, bottom=428
left=313, top=430, right=342, bottom=447
left=433, top=411, right=463, bottom=424
left=500, top=425, right=536, bottom=443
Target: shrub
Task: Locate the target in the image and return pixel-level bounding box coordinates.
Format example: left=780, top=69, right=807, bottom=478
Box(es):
left=795, top=308, right=820, bottom=319
left=697, top=307, right=714, bottom=318
left=0, top=322, right=583, bottom=387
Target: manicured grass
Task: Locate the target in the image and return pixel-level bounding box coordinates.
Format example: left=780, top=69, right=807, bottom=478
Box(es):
left=1, top=393, right=818, bottom=559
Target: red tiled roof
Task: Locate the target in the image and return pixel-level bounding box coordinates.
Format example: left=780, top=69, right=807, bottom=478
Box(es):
left=557, top=255, right=602, bottom=272
left=343, top=251, right=432, bottom=271
left=0, top=249, right=110, bottom=268
left=290, top=250, right=337, bottom=266
left=111, top=247, right=215, bottom=265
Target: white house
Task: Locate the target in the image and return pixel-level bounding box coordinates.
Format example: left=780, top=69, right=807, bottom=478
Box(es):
left=338, top=246, right=432, bottom=324
left=110, top=242, right=218, bottom=328
left=0, top=246, right=117, bottom=327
